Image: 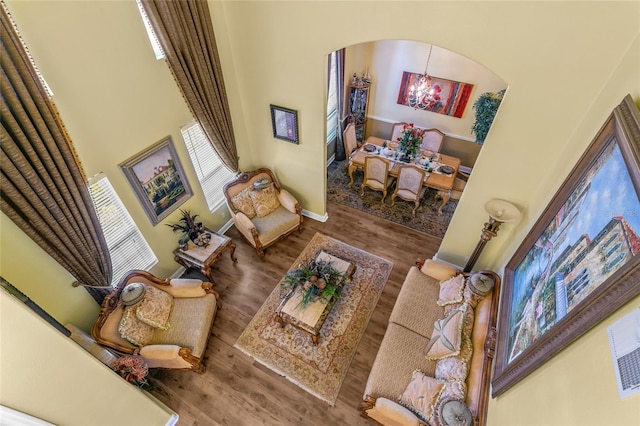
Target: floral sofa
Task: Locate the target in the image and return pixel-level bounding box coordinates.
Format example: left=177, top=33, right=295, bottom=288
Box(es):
left=361, top=259, right=500, bottom=426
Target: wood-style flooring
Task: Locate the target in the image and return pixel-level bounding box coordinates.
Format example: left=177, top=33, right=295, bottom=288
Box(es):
left=148, top=202, right=443, bottom=426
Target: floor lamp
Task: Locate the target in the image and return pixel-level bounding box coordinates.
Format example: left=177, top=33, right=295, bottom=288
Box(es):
left=463, top=199, right=521, bottom=273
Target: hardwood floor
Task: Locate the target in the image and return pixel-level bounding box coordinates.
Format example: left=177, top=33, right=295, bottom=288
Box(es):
left=148, top=202, right=443, bottom=426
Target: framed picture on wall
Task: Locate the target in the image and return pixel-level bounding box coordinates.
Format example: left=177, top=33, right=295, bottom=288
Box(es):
left=270, top=104, right=299, bottom=144
left=491, top=95, right=640, bottom=396
left=119, top=136, right=193, bottom=225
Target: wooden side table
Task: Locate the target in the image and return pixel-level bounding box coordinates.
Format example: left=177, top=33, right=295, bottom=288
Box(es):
left=173, top=229, right=237, bottom=283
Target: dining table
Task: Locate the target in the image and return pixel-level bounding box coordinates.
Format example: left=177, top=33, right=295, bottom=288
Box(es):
left=348, top=136, right=461, bottom=214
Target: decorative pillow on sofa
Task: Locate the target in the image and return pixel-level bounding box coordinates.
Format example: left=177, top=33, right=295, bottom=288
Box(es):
left=231, top=186, right=257, bottom=219
left=464, top=272, right=495, bottom=308
left=119, top=307, right=155, bottom=346
left=399, top=370, right=445, bottom=422
left=425, top=304, right=468, bottom=361
left=135, top=285, right=173, bottom=330
left=437, top=274, right=465, bottom=306
left=249, top=184, right=281, bottom=218
left=435, top=338, right=473, bottom=382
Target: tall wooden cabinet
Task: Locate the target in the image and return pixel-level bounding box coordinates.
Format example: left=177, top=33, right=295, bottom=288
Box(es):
left=348, top=83, right=370, bottom=142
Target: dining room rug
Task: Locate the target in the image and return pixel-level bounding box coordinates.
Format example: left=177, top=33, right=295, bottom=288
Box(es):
left=234, top=232, right=393, bottom=406
left=327, top=159, right=457, bottom=239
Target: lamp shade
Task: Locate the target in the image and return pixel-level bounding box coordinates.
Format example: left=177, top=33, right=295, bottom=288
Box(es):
left=484, top=199, right=521, bottom=223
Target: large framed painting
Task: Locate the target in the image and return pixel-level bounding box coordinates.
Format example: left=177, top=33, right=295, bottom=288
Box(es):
left=119, top=136, right=192, bottom=225
left=492, top=95, right=640, bottom=396
left=396, top=71, right=474, bottom=118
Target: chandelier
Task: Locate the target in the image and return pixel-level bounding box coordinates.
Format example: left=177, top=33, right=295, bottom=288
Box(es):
left=408, top=45, right=435, bottom=110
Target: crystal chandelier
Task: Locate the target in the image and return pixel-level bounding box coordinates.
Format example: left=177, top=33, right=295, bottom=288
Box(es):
left=408, top=45, right=435, bottom=110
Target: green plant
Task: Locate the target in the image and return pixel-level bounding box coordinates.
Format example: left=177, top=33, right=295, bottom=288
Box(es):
left=281, top=257, right=350, bottom=308
left=471, top=89, right=505, bottom=144
left=166, top=209, right=201, bottom=241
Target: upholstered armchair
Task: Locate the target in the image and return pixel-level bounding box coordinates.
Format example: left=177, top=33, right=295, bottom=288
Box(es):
left=91, top=270, right=220, bottom=373
left=361, top=156, right=396, bottom=203
left=390, top=165, right=428, bottom=215
left=223, top=168, right=303, bottom=258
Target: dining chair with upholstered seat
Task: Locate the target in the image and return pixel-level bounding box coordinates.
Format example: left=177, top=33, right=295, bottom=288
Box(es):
left=343, top=123, right=360, bottom=168
left=420, top=128, right=445, bottom=152
left=389, top=122, right=409, bottom=143
left=361, top=156, right=395, bottom=203
left=390, top=165, right=428, bottom=216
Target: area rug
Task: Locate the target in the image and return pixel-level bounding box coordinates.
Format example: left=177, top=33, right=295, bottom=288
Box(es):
left=327, top=159, right=457, bottom=239
left=234, top=232, right=393, bottom=406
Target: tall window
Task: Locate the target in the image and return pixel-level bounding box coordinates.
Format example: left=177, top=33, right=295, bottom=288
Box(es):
left=181, top=122, right=236, bottom=212
left=326, top=51, right=339, bottom=145
left=135, top=0, right=165, bottom=60
left=88, top=174, right=157, bottom=286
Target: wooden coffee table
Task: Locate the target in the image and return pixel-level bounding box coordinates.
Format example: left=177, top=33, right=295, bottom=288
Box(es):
left=173, top=228, right=237, bottom=283
left=273, top=251, right=355, bottom=345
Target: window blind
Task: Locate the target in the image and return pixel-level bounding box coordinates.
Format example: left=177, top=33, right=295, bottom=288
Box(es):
left=181, top=123, right=236, bottom=212
left=135, top=0, right=165, bottom=60
left=88, top=174, right=157, bottom=286
left=326, top=51, right=339, bottom=144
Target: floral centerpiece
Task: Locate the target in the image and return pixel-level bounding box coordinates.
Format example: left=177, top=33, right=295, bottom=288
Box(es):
left=397, top=123, right=425, bottom=159
left=110, top=354, right=148, bottom=386
left=281, top=255, right=351, bottom=308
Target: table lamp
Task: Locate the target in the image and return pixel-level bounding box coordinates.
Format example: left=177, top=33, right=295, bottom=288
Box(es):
left=463, top=199, right=521, bottom=272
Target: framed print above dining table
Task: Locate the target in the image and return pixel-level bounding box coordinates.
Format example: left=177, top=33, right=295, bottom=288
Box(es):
left=491, top=95, right=640, bottom=397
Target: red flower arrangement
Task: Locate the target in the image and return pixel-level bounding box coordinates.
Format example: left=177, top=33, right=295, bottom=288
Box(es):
left=111, top=354, right=149, bottom=385
left=397, top=123, right=425, bottom=158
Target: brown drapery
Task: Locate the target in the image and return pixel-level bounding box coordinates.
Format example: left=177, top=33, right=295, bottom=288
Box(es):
left=333, top=49, right=346, bottom=161
left=141, top=0, right=239, bottom=173
left=0, top=3, right=112, bottom=301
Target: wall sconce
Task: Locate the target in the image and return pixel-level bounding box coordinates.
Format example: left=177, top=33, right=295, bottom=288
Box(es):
left=463, top=199, right=521, bottom=273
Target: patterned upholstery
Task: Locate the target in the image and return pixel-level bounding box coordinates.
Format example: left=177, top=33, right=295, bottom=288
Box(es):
left=390, top=166, right=428, bottom=215
left=343, top=123, right=359, bottom=157
left=420, top=128, right=445, bottom=152
left=390, top=122, right=410, bottom=142
left=361, top=156, right=395, bottom=203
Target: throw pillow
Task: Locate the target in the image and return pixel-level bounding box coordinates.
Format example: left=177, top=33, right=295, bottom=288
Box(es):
left=119, top=306, right=155, bottom=346
left=231, top=187, right=257, bottom=219
left=425, top=304, right=467, bottom=361
left=249, top=185, right=281, bottom=218
left=135, top=285, right=173, bottom=330
left=437, top=274, right=465, bottom=306
left=398, top=370, right=445, bottom=422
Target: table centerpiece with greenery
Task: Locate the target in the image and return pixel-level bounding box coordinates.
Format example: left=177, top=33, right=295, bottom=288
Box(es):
left=281, top=255, right=352, bottom=308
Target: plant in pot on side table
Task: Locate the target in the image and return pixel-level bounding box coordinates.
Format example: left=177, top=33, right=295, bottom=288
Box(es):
left=167, top=209, right=237, bottom=283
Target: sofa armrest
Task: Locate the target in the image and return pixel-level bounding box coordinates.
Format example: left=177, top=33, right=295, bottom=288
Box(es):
left=420, top=259, right=459, bottom=281
left=138, top=344, right=192, bottom=370
left=163, top=278, right=206, bottom=298
left=278, top=189, right=300, bottom=214
left=364, top=397, right=423, bottom=426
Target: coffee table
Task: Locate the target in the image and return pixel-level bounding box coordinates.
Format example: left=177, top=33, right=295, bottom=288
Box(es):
left=273, top=250, right=355, bottom=345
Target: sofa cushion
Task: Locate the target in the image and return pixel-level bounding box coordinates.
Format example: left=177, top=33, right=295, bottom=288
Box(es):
left=149, top=293, right=217, bottom=358
left=251, top=205, right=300, bottom=245
left=435, top=339, right=473, bottom=382
left=119, top=307, right=156, bottom=346
left=135, top=285, right=173, bottom=330
left=388, top=266, right=443, bottom=338
left=425, top=304, right=467, bottom=361
left=231, top=186, right=257, bottom=219
left=437, top=274, right=465, bottom=306
left=399, top=370, right=445, bottom=422
left=249, top=185, right=281, bottom=218
left=364, top=323, right=437, bottom=400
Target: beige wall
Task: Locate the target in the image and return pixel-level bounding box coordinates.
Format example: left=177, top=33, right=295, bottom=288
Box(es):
left=2, top=1, right=640, bottom=425
left=0, top=291, right=176, bottom=426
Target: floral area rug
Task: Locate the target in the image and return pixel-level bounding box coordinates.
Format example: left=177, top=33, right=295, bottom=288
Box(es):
left=327, top=160, right=457, bottom=239
left=234, top=232, right=393, bottom=406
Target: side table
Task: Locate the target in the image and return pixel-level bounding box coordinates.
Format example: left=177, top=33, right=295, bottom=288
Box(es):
left=173, top=229, right=237, bottom=283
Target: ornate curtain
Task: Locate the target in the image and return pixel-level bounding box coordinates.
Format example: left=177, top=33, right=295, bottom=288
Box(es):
left=333, top=49, right=346, bottom=161
left=141, top=0, right=239, bottom=172
left=0, top=4, right=112, bottom=301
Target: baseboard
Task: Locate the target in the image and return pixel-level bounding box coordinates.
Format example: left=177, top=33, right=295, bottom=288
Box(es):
left=432, top=253, right=464, bottom=270
left=302, top=209, right=329, bottom=222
